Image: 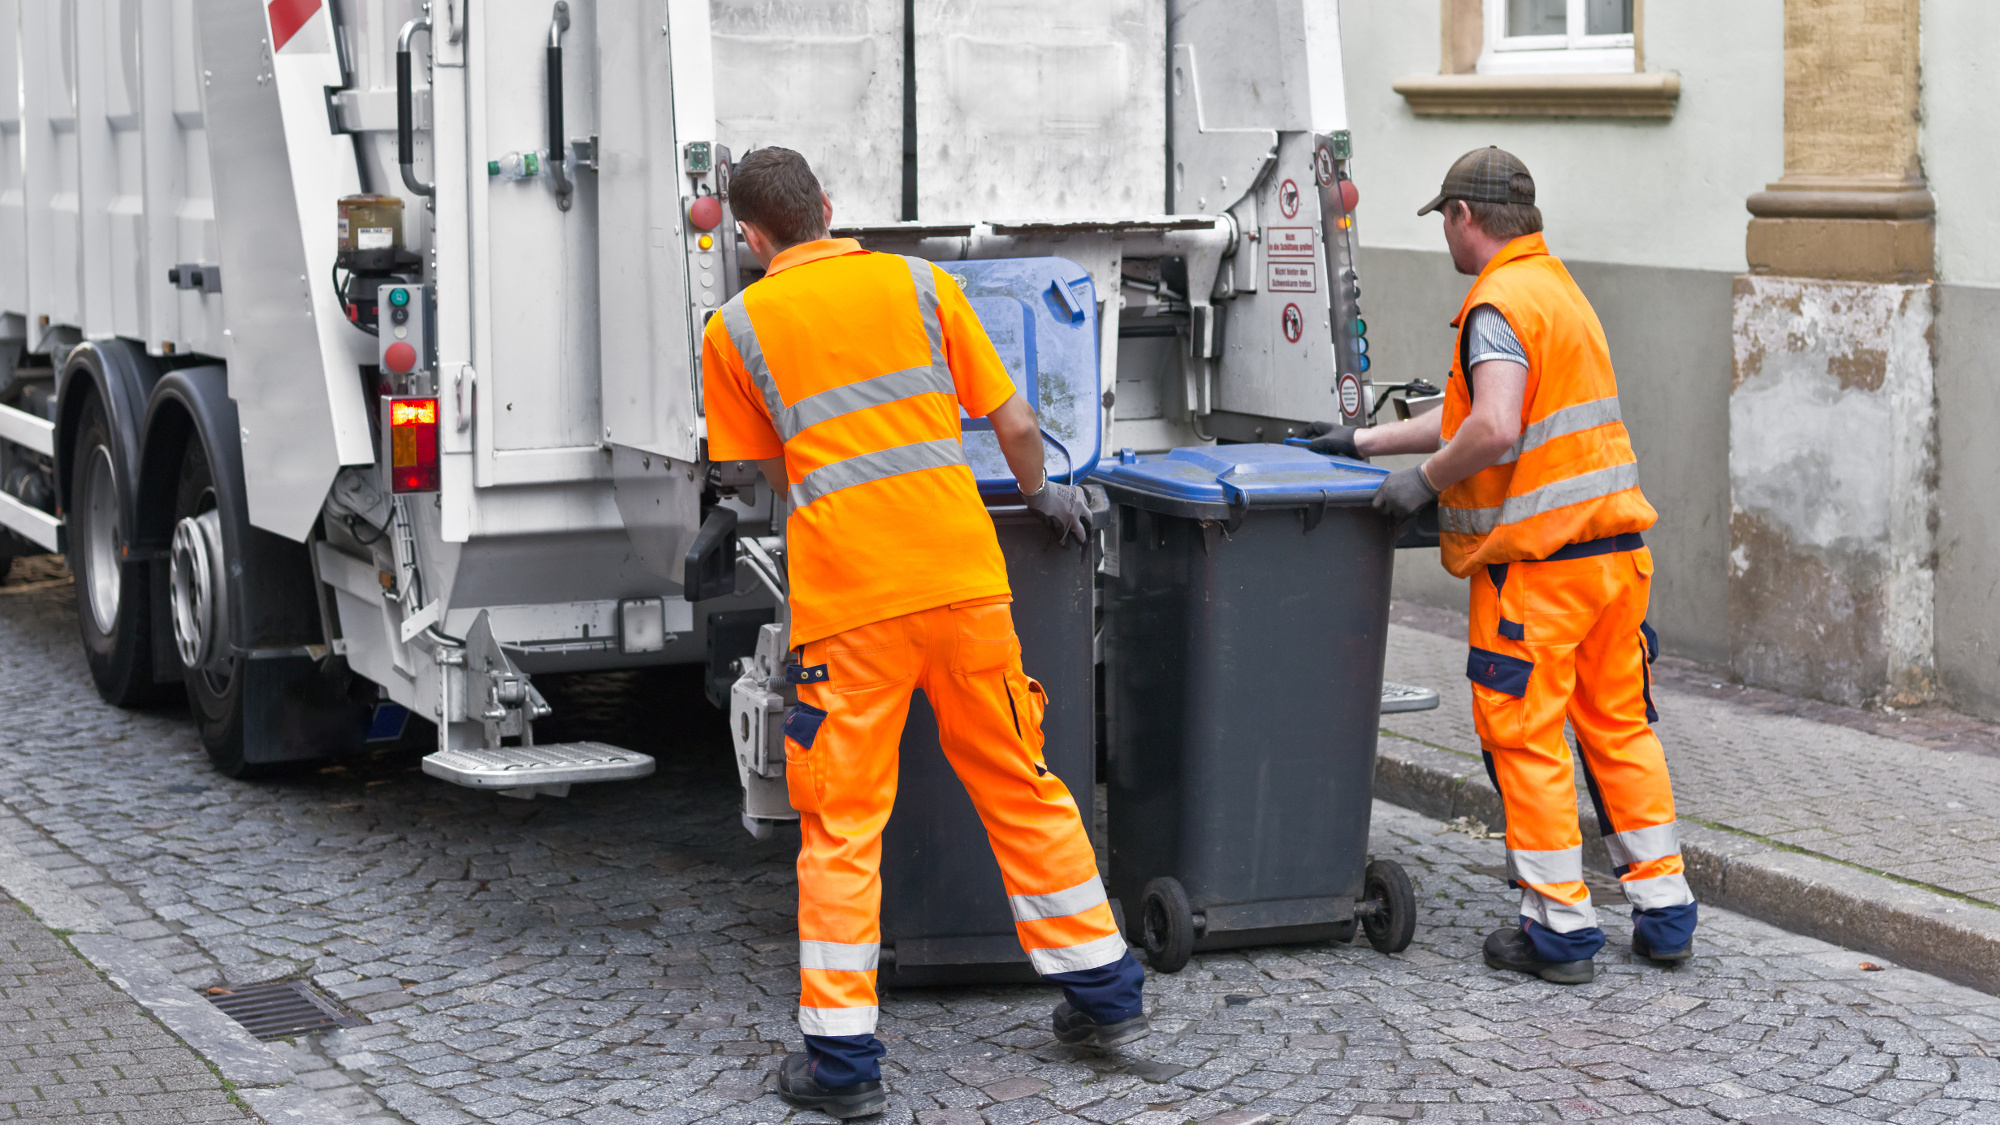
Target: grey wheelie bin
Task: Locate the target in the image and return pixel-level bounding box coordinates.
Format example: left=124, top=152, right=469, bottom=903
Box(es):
left=876, top=254, right=1110, bottom=986
left=1094, top=443, right=1419, bottom=972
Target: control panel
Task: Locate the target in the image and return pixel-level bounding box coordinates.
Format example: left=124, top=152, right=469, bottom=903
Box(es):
left=377, top=282, right=435, bottom=389
left=681, top=143, right=737, bottom=317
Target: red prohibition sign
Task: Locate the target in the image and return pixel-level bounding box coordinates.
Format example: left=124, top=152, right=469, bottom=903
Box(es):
left=1314, top=144, right=1337, bottom=186
left=1281, top=302, right=1304, bottom=343
left=1278, top=179, right=1300, bottom=219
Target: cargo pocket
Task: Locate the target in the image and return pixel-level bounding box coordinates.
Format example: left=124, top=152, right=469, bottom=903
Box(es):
left=826, top=618, right=914, bottom=695
left=1467, top=646, right=1534, bottom=748
left=783, top=703, right=828, bottom=813
left=1004, top=672, right=1049, bottom=771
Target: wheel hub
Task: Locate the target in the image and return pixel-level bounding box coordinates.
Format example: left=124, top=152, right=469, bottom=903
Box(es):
left=169, top=510, right=227, bottom=669
left=81, top=447, right=121, bottom=634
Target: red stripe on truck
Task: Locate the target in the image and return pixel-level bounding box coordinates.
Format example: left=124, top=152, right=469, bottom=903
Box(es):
left=267, top=0, right=322, bottom=52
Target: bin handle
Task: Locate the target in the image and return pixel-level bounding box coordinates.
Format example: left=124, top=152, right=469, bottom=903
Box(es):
left=396, top=17, right=433, bottom=197
left=1039, top=428, right=1077, bottom=485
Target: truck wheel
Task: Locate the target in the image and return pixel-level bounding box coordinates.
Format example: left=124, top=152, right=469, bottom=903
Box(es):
left=168, top=436, right=257, bottom=777
left=1139, top=876, right=1196, bottom=973
left=68, top=398, right=159, bottom=706
left=1361, top=859, right=1417, bottom=954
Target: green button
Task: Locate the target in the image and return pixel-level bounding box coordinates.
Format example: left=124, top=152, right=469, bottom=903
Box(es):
left=389, top=288, right=410, bottom=307
left=1355, top=318, right=1367, bottom=336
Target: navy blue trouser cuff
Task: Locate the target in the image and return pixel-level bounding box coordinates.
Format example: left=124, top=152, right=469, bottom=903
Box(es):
left=802, top=1033, right=885, bottom=1089
left=1046, top=950, right=1146, bottom=1023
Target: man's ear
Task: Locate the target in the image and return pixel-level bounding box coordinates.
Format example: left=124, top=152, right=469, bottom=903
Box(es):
left=821, top=191, right=834, bottom=228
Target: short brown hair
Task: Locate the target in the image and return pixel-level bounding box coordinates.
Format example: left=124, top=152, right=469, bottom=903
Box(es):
left=729, top=148, right=828, bottom=248
left=1453, top=196, right=1543, bottom=241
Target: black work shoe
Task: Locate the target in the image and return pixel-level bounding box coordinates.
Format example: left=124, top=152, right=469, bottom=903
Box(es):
left=1633, top=931, right=1695, bottom=963
left=775, top=1051, right=887, bottom=1118
left=1482, top=926, right=1595, bottom=984
left=1052, top=999, right=1152, bottom=1049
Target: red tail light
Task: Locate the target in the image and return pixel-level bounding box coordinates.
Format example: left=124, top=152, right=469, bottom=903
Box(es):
left=388, top=397, right=440, bottom=493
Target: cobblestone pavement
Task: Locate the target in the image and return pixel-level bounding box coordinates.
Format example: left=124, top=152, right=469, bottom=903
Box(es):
left=1382, top=611, right=2000, bottom=909
left=0, top=891, right=250, bottom=1122
left=3, top=570, right=2000, bottom=1123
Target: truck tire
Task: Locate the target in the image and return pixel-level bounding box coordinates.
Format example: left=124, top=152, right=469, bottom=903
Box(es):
left=168, top=434, right=260, bottom=776
left=68, top=397, right=160, bottom=706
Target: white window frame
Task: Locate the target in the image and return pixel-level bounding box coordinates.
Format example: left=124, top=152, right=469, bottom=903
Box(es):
left=1477, top=0, right=1636, bottom=76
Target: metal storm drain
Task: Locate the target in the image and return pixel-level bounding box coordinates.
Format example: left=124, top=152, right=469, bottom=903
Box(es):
left=206, top=981, right=365, bottom=1040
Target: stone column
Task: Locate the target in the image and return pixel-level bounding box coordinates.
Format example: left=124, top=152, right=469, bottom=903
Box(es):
left=1730, top=0, right=1936, bottom=707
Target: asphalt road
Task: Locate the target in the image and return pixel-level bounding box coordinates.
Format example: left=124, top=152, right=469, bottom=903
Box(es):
left=1, top=569, right=1997, bottom=1124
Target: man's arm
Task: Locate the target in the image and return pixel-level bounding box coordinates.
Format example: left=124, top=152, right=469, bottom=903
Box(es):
left=987, top=393, right=1046, bottom=488
left=1364, top=360, right=1527, bottom=520
left=757, top=457, right=786, bottom=493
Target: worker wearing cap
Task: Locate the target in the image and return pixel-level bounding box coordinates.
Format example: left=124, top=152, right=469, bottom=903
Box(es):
left=1308, top=147, right=1695, bottom=984
left=701, top=148, right=1149, bottom=1118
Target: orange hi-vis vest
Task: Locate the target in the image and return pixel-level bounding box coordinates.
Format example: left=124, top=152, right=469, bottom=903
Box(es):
left=1437, top=234, right=1656, bottom=577
left=701, top=240, right=1017, bottom=646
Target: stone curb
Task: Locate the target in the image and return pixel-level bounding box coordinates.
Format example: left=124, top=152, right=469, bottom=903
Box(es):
left=0, top=822, right=351, bottom=1124
left=1375, top=732, right=2000, bottom=995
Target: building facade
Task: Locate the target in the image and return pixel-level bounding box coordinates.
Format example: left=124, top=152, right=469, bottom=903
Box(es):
left=1343, top=0, right=2000, bottom=719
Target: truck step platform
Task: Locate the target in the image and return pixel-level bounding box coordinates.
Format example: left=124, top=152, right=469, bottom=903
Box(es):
left=422, top=742, right=655, bottom=799
left=1381, top=682, right=1441, bottom=714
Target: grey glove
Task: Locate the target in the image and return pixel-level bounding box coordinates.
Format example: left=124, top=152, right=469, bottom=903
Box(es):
left=1021, top=478, right=1091, bottom=546
left=1304, top=421, right=1362, bottom=460
left=1372, top=464, right=1439, bottom=522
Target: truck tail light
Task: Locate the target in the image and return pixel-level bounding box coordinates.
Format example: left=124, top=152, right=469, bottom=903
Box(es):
left=388, top=397, right=440, bottom=493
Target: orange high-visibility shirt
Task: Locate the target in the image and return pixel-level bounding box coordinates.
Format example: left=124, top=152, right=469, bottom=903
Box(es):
left=1436, top=234, right=1656, bottom=576
left=702, top=239, right=1018, bottom=646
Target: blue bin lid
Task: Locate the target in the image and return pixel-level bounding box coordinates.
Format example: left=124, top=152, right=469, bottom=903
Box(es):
left=1090, top=443, right=1388, bottom=514
left=942, top=257, right=1102, bottom=493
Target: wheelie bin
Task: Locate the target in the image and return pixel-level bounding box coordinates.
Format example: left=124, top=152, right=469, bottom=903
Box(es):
left=876, top=255, right=1109, bottom=986
left=1093, top=443, right=1419, bottom=971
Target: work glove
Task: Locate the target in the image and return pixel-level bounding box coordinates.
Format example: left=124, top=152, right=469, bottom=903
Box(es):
left=1303, top=421, right=1362, bottom=460
left=1021, top=477, right=1092, bottom=546
left=1372, top=464, right=1439, bottom=522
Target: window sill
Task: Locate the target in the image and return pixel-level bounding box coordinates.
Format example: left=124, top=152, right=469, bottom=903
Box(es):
left=1392, top=73, right=1680, bottom=118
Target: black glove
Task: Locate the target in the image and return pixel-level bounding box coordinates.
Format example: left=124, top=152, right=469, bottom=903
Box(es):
left=1021, top=478, right=1091, bottom=546
left=1372, top=465, right=1439, bottom=521
left=1304, top=422, right=1362, bottom=460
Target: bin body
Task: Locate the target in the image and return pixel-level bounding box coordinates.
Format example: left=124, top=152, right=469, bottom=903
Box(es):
left=878, top=503, right=1100, bottom=986
left=1096, top=445, right=1394, bottom=952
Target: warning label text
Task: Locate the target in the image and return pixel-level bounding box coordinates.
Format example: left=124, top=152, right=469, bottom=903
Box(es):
left=1267, top=260, right=1318, bottom=293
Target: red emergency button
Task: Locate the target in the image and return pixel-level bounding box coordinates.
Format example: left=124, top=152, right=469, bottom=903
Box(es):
left=689, top=195, right=722, bottom=231
left=1340, top=180, right=1360, bottom=213
left=384, top=341, right=417, bottom=373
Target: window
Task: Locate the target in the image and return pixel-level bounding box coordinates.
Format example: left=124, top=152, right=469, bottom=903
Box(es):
left=1479, top=0, right=1635, bottom=75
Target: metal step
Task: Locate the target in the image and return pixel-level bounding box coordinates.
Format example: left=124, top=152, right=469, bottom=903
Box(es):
left=422, top=741, right=654, bottom=797
left=1380, top=681, right=1441, bottom=714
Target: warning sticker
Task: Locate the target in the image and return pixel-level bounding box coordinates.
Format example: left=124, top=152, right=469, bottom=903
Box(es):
left=1338, top=373, right=1362, bottom=416
left=1281, top=303, right=1304, bottom=344
left=1264, top=226, right=1315, bottom=258
left=1278, top=179, right=1301, bottom=219
left=1268, top=261, right=1317, bottom=293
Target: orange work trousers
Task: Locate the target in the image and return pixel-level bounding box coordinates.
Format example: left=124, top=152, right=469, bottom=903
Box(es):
left=784, top=597, right=1126, bottom=1038
left=1466, top=543, right=1694, bottom=955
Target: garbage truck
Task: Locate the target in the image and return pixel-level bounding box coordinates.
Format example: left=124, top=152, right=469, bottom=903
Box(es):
left=0, top=0, right=1414, bottom=804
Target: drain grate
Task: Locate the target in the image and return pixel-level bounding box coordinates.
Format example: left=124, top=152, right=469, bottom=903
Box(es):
left=206, top=981, right=365, bottom=1040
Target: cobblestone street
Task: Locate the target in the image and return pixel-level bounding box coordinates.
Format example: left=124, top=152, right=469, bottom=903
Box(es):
left=3, top=571, right=1999, bottom=1124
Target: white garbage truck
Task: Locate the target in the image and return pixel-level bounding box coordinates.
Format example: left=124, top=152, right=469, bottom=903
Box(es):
left=0, top=0, right=1395, bottom=807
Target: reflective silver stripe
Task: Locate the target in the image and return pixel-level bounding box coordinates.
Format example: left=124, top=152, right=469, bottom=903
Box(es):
left=799, top=940, right=880, bottom=972
left=1495, top=397, right=1623, bottom=465
left=1439, top=461, right=1643, bottom=537
left=1604, top=820, right=1681, bottom=868
left=1025, top=932, right=1128, bottom=975
left=904, top=255, right=947, bottom=367
left=718, top=296, right=785, bottom=422
left=1620, top=871, right=1695, bottom=911
left=775, top=364, right=956, bottom=441
left=798, top=1005, right=879, bottom=1036
left=1518, top=885, right=1599, bottom=933
left=1506, top=845, right=1584, bottom=888
left=790, top=438, right=967, bottom=509
left=1009, top=876, right=1109, bottom=923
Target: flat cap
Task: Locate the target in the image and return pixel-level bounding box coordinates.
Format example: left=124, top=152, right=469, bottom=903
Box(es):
left=1417, top=147, right=1536, bottom=216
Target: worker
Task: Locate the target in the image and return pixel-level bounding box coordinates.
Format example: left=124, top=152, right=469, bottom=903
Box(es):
left=701, top=148, right=1149, bottom=1118
left=1308, top=147, right=1696, bottom=984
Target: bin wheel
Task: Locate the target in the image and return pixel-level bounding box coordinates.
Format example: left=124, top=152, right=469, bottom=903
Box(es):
left=1361, top=859, right=1417, bottom=954
left=1139, top=877, right=1196, bottom=973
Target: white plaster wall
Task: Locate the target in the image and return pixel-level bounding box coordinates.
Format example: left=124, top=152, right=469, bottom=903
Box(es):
left=1336, top=0, right=1783, bottom=273
left=1922, top=0, right=2000, bottom=288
